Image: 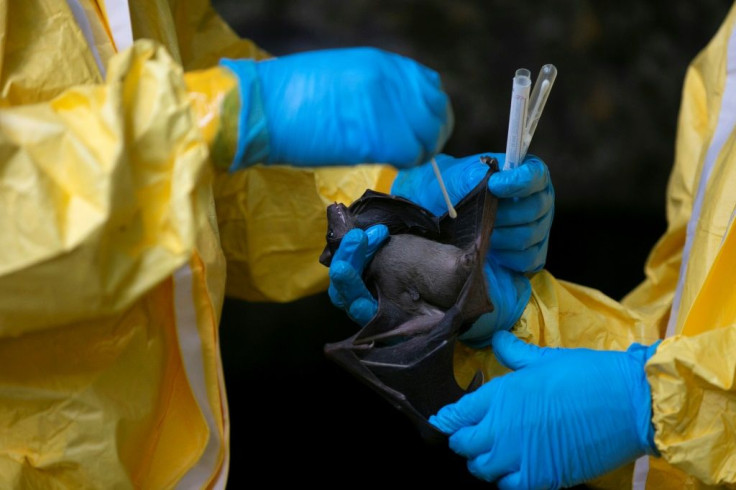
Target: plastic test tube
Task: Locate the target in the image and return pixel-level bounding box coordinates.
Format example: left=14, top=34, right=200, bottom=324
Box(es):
left=504, top=68, right=532, bottom=170
left=520, top=64, right=557, bottom=160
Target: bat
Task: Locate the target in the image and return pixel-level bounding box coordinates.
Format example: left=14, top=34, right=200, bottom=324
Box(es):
left=320, top=156, right=500, bottom=443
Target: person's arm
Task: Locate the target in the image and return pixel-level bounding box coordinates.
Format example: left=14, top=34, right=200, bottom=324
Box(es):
left=431, top=331, right=661, bottom=489
left=645, top=325, right=736, bottom=485
left=431, top=2, right=736, bottom=486
left=0, top=40, right=214, bottom=335
left=141, top=0, right=454, bottom=304
left=197, top=48, right=453, bottom=302
left=440, top=241, right=736, bottom=488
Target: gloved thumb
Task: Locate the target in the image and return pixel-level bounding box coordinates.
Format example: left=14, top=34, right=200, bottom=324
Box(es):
left=491, top=331, right=549, bottom=370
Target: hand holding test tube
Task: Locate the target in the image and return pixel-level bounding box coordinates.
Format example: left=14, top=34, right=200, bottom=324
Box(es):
left=504, top=64, right=557, bottom=170
left=431, top=63, right=557, bottom=217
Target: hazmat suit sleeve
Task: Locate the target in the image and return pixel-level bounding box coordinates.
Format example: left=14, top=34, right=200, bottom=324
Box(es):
left=188, top=57, right=400, bottom=303
left=618, top=46, right=736, bottom=486
left=131, top=0, right=402, bottom=303
left=129, top=0, right=273, bottom=70
left=0, top=37, right=396, bottom=336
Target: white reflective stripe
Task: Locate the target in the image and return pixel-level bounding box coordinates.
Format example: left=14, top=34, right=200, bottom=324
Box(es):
left=725, top=204, right=736, bottom=244
left=633, top=455, right=650, bottom=490
left=211, top=355, right=231, bottom=490
left=637, top=18, right=736, bottom=490
left=211, top=435, right=229, bottom=490
left=104, top=0, right=134, bottom=51
left=65, top=0, right=106, bottom=76
left=173, top=265, right=224, bottom=489
left=666, top=23, right=736, bottom=339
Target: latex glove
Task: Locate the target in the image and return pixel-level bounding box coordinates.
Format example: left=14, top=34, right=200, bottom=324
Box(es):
left=430, top=331, right=661, bottom=489
left=327, top=225, right=389, bottom=326
left=220, top=47, right=453, bottom=170
left=457, top=259, right=529, bottom=347
left=391, top=153, right=554, bottom=273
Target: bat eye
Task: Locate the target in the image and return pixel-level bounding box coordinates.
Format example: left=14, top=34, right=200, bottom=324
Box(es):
left=328, top=230, right=334, bottom=239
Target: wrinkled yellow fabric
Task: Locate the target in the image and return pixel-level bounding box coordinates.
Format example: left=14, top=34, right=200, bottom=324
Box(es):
left=214, top=164, right=398, bottom=301
left=184, top=66, right=242, bottom=170
left=455, top=4, right=736, bottom=488
left=0, top=0, right=399, bottom=488
left=0, top=42, right=205, bottom=333
left=0, top=35, right=220, bottom=489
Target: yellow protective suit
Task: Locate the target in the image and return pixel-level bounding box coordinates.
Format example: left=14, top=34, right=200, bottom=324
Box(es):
left=0, top=0, right=396, bottom=488
left=454, top=4, right=736, bottom=489
left=5, top=1, right=735, bottom=489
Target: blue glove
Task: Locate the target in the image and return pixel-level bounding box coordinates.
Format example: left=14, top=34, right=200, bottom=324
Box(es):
left=457, top=260, right=529, bottom=347
left=391, top=152, right=554, bottom=273
left=429, top=331, right=661, bottom=489
left=220, top=47, right=453, bottom=170
left=327, top=225, right=389, bottom=326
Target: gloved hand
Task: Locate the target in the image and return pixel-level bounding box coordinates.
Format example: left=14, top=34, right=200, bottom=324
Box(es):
left=327, top=225, right=389, bottom=326
left=429, top=331, right=661, bottom=489
left=220, top=47, right=453, bottom=170
left=391, top=152, right=554, bottom=273
left=327, top=152, right=550, bottom=337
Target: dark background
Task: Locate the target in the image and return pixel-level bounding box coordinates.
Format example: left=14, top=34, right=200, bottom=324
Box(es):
left=212, top=1, right=734, bottom=487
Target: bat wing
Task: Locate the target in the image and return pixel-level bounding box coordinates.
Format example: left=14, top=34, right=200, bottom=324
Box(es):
left=350, top=190, right=441, bottom=237
left=319, top=191, right=441, bottom=267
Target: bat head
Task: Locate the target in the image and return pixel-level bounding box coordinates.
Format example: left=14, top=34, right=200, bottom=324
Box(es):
left=319, top=203, right=354, bottom=266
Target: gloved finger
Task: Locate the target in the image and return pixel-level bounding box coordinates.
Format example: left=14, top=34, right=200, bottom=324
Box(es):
left=403, top=55, right=451, bottom=123
left=466, top=446, right=519, bottom=484
left=494, top=188, right=554, bottom=226
left=445, top=161, right=488, bottom=203
left=429, top=380, right=500, bottom=433
left=490, top=235, right=549, bottom=273
left=446, top=412, right=502, bottom=460
left=414, top=62, right=447, bottom=119
left=448, top=425, right=485, bottom=459
left=348, top=297, right=378, bottom=326
left=491, top=331, right=553, bottom=370
left=432, top=103, right=454, bottom=156
left=417, top=73, right=451, bottom=122
left=329, top=260, right=375, bottom=314
left=496, top=471, right=525, bottom=490
left=364, top=224, right=390, bottom=256
left=327, top=283, right=346, bottom=310
left=491, top=210, right=553, bottom=251
left=488, top=157, right=550, bottom=198
left=383, top=53, right=448, bottom=155
left=369, top=88, right=426, bottom=166
left=331, top=228, right=370, bottom=272
left=401, top=68, right=451, bottom=155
